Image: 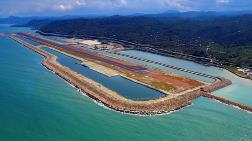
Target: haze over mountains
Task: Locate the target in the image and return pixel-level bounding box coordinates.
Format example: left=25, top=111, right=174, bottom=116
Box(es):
left=2, top=10, right=252, bottom=24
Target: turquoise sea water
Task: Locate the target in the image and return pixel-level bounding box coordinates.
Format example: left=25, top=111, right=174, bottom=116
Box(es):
left=0, top=24, right=252, bottom=141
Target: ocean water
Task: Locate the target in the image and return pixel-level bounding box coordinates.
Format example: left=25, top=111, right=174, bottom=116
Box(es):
left=0, top=24, right=252, bottom=141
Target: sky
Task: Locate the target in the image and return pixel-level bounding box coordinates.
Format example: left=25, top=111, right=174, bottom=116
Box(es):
left=1, top=0, right=252, bottom=17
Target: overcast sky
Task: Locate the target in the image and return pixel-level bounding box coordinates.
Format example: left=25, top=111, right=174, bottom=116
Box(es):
left=1, top=0, right=252, bottom=17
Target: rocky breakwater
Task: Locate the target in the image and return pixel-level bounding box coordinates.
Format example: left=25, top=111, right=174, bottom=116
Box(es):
left=201, top=77, right=232, bottom=93
left=202, top=78, right=252, bottom=113
left=11, top=35, right=248, bottom=115
left=202, top=94, right=252, bottom=113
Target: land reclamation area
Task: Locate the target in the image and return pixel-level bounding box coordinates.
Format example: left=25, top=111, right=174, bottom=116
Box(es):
left=16, top=32, right=204, bottom=95
left=10, top=32, right=252, bottom=115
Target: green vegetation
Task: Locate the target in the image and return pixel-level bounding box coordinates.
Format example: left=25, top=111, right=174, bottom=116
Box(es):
left=30, top=14, right=252, bottom=68
left=226, top=66, right=247, bottom=77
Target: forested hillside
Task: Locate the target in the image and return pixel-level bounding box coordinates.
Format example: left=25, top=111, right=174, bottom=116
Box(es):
left=38, top=15, right=252, bottom=67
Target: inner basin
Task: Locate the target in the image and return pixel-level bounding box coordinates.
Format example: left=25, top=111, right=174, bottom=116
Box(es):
left=42, top=47, right=166, bottom=100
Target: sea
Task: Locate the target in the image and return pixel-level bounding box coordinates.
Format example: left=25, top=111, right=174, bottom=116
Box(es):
left=0, top=24, right=252, bottom=141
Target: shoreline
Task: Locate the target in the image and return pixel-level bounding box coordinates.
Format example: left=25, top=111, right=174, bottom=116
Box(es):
left=37, top=31, right=252, bottom=82
left=225, top=68, right=252, bottom=81
left=12, top=35, right=252, bottom=115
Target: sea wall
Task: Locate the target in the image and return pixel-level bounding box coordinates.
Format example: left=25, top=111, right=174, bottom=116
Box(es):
left=201, top=77, right=232, bottom=93
left=202, top=94, right=252, bottom=113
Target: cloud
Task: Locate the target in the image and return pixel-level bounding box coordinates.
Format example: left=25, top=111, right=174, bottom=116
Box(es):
left=76, top=0, right=86, bottom=6
left=120, top=0, right=128, bottom=6
left=1, top=0, right=252, bottom=16
left=216, top=0, right=230, bottom=4
left=53, top=0, right=87, bottom=11
left=55, top=4, right=73, bottom=11
left=163, top=0, right=192, bottom=12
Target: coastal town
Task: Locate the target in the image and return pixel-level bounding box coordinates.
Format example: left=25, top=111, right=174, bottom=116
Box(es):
left=227, top=66, right=252, bottom=80
left=236, top=67, right=252, bottom=79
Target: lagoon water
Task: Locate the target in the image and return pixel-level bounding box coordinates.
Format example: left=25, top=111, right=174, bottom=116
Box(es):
left=0, top=24, right=252, bottom=141
left=42, top=47, right=165, bottom=100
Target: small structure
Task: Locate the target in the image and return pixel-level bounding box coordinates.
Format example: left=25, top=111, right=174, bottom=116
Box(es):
left=79, top=39, right=124, bottom=52
left=80, top=40, right=101, bottom=46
